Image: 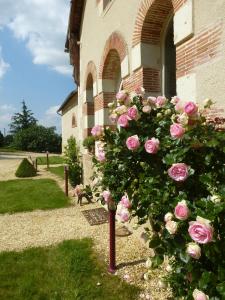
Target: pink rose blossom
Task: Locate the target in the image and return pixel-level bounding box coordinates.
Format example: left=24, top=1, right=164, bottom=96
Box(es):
left=102, top=190, right=112, bottom=203
left=193, top=289, right=209, bottom=300
left=188, top=217, right=213, bottom=244
left=170, top=123, right=185, bottom=139
left=175, top=101, right=184, bottom=113
left=116, top=205, right=130, bottom=223
left=126, top=135, right=140, bottom=151
left=91, top=125, right=103, bottom=137
left=184, top=101, right=198, bottom=115
left=174, top=200, right=189, bottom=220
left=120, top=195, right=132, bottom=209
left=109, top=113, right=118, bottom=124
left=127, top=105, right=139, bottom=121
left=96, top=150, right=105, bottom=162
left=116, top=90, right=128, bottom=102
left=118, top=114, right=129, bottom=127
left=171, top=96, right=181, bottom=105
left=186, top=242, right=201, bottom=259
left=156, top=96, right=167, bottom=107
left=135, top=86, right=145, bottom=96
left=148, top=96, right=157, bottom=106
left=145, top=138, right=160, bottom=154
left=168, top=163, right=189, bottom=182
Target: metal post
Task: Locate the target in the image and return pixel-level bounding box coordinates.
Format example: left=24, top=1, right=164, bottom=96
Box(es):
left=108, top=208, right=116, bottom=273
left=46, top=151, right=49, bottom=169
left=64, top=165, right=69, bottom=197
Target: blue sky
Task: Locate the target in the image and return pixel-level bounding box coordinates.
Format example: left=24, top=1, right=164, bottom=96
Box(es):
left=0, top=0, right=75, bottom=134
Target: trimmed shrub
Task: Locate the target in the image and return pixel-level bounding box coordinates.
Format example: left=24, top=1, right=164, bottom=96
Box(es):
left=83, top=136, right=95, bottom=153
left=15, top=158, right=37, bottom=178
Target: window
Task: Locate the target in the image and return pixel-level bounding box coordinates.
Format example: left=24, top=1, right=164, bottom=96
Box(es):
left=72, top=114, right=77, bottom=128
left=163, top=18, right=177, bottom=99
left=103, top=0, right=112, bottom=10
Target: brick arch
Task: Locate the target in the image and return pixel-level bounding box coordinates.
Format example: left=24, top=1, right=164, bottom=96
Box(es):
left=84, top=61, right=97, bottom=88
left=99, top=31, right=128, bottom=79
left=132, top=0, right=187, bottom=47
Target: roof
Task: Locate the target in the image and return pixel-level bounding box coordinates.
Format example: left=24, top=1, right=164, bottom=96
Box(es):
left=64, top=0, right=85, bottom=84
left=57, top=90, right=77, bottom=113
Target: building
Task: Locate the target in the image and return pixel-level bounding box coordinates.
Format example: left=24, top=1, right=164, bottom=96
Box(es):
left=60, top=0, right=225, bottom=182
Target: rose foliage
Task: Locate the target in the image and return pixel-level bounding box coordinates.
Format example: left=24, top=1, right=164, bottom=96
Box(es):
left=92, top=90, right=225, bottom=299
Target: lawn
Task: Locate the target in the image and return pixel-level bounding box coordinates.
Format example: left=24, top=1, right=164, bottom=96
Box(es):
left=0, top=147, right=21, bottom=153
left=37, top=155, right=64, bottom=165
left=0, top=239, right=140, bottom=300
left=0, top=179, right=69, bottom=214
left=49, top=166, right=64, bottom=179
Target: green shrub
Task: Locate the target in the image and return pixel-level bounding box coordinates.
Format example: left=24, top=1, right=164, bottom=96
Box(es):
left=83, top=136, right=95, bottom=153
left=64, top=137, right=82, bottom=187
left=15, top=158, right=37, bottom=178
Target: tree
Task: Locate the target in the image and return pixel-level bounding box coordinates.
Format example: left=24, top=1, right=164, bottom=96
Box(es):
left=10, top=101, right=37, bottom=134
left=0, top=131, right=4, bottom=147
left=12, top=124, right=61, bottom=153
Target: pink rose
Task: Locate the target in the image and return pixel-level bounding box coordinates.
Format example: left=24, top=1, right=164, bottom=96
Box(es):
left=193, top=289, right=209, bottom=300
left=120, top=195, right=131, bottom=209
left=126, top=135, right=140, bottom=151
left=148, top=96, right=157, bottom=106
left=171, top=96, right=181, bottom=105
left=174, top=200, right=189, bottom=220
left=156, top=96, right=167, bottom=107
left=102, top=190, right=111, bottom=203
left=184, top=101, right=198, bottom=116
left=170, top=123, right=185, bottom=139
left=145, top=138, right=160, bottom=154
left=186, top=242, right=201, bottom=259
left=96, top=150, right=105, bottom=162
left=116, top=205, right=130, bottom=223
left=116, top=90, right=128, bottom=102
left=109, top=113, right=118, bottom=124
left=118, top=114, right=129, bottom=127
left=91, top=125, right=103, bottom=137
left=127, top=105, right=139, bottom=121
left=175, top=102, right=184, bottom=113
left=188, top=217, right=213, bottom=244
left=168, top=163, right=189, bottom=182
left=135, top=86, right=145, bottom=95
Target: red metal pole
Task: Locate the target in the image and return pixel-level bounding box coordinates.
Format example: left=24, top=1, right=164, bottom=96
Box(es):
left=64, top=165, right=69, bottom=197
left=108, top=208, right=116, bottom=273
left=46, top=151, right=49, bottom=169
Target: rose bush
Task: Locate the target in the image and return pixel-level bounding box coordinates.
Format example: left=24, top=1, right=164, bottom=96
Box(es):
left=92, top=89, right=225, bottom=299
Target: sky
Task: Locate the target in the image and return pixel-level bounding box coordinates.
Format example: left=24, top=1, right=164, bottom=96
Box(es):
left=0, top=0, right=75, bottom=134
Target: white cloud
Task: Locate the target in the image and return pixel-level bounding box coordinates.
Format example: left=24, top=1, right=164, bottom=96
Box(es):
left=0, top=0, right=72, bottom=76
left=39, top=105, right=61, bottom=132
left=0, top=47, right=10, bottom=79
left=0, top=103, right=15, bottom=133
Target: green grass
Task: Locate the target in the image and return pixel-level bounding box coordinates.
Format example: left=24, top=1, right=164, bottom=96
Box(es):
left=49, top=166, right=64, bottom=179
left=0, top=179, right=69, bottom=214
left=0, top=147, right=20, bottom=153
left=0, top=239, right=140, bottom=300
left=37, top=155, right=64, bottom=165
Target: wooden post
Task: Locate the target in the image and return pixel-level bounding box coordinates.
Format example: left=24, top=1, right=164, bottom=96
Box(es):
left=108, top=208, right=116, bottom=273
left=46, top=151, right=49, bottom=169
left=64, top=164, right=69, bottom=197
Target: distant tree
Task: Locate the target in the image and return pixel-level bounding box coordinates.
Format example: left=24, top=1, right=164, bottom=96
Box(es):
left=12, top=124, right=62, bottom=153
left=10, top=101, right=37, bottom=134
left=3, top=134, right=13, bottom=146
left=0, top=131, right=4, bottom=147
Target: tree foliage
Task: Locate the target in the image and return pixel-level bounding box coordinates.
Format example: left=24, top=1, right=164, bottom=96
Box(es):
left=10, top=101, right=37, bottom=134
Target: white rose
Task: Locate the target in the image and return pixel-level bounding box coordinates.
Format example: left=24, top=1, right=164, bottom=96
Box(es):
left=165, top=220, right=178, bottom=234
left=164, top=212, right=173, bottom=222
left=177, top=113, right=189, bottom=126
left=210, top=194, right=221, bottom=203
left=186, top=242, right=201, bottom=259
left=145, top=258, right=152, bottom=269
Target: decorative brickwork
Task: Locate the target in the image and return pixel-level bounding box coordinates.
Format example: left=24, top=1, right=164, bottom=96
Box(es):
left=83, top=102, right=94, bottom=116
left=94, top=92, right=115, bottom=112
left=99, top=31, right=128, bottom=79
left=176, top=22, right=223, bottom=78
left=84, top=61, right=97, bottom=88
left=102, top=49, right=121, bottom=80
left=132, top=0, right=187, bottom=47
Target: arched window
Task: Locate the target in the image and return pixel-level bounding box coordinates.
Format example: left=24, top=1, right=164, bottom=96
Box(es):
left=72, top=113, right=77, bottom=128
left=163, top=17, right=177, bottom=99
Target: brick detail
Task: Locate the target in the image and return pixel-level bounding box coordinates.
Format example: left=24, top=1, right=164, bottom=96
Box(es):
left=123, top=68, right=160, bottom=93
left=83, top=102, right=95, bottom=116
left=94, top=92, right=115, bottom=112
left=205, top=108, right=225, bottom=131
left=102, top=49, right=121, bottom=80
left=176, top=23, right=223, bottom=78
left=99, top=31, right=128, bottom=78
left=84, top=61, right=97, bottom=90
left=132, top=0, right=187, bottom=47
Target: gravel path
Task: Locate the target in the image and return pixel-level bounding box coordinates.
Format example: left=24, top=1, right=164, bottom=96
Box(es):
left=0, top=154, right=171, bottom=299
